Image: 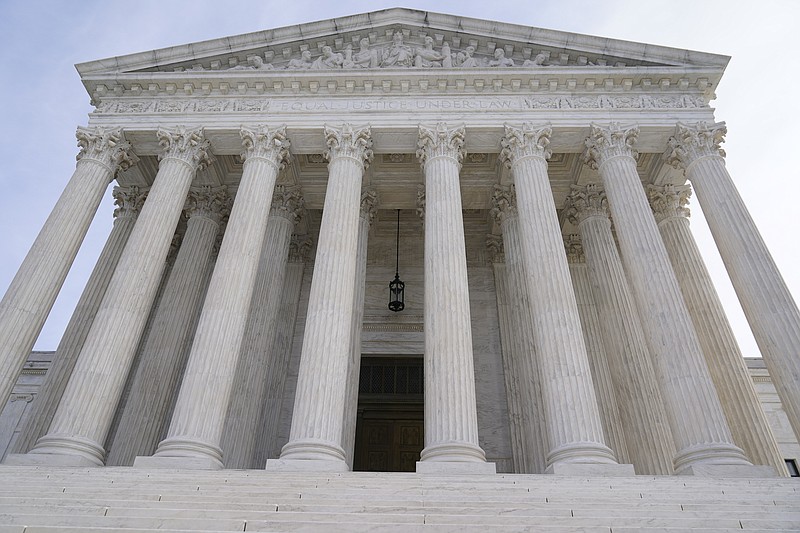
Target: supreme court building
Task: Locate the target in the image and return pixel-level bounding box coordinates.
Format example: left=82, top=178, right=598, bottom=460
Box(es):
left=2, top=8, right=800, bottom=482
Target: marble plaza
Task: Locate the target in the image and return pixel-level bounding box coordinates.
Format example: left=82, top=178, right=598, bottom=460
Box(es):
left=0, top=11, right=799, bottom=528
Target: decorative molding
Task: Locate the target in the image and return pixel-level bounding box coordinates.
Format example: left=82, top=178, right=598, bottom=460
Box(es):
left=664, top=121, right=727, bottom=171
left=416, top=123, right=465, bottom=167
left=415, top=184, right=426, bottom=222
left=648, top=184, right=692, bottom=224
left=156, top=126, right=214, bottom=171
left=324, top=124, right=374, bottom=169
left=583, top=122, right=639, bottom=170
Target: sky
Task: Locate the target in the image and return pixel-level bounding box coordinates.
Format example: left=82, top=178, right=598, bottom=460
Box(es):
left=0, top=0, right=798, bottom=358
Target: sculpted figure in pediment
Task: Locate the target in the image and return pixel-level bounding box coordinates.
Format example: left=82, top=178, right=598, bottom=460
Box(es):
left=456, top=46, right=481, bottom=68
left=489, top=48, right=515, bottom=67
left=345, top=38, right=378, bottom=68
left=229, top=55, right=275, bottom=70
left=523, top=52, right=548, bottom=67
left=414, top=36, right=446, bottom=68
left=287, top=50, right=313, bottom=70
left=381, top=31, right=414, bottom=67
left=311, top=46, right=343, bottom=69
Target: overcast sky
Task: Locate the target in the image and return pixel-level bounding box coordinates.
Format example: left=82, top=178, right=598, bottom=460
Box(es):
left=0, top=0, right=798, bottom=358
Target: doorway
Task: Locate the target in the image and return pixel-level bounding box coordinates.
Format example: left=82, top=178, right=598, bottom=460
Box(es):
left=353, top=356, right=424, bottom=472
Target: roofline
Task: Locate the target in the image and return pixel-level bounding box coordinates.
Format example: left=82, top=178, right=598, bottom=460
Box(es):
left=75, top=7, right=730, bottom=76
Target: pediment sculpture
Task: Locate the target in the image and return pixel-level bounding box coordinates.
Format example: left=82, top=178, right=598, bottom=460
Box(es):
left=171, top=31, right=629, bottom=73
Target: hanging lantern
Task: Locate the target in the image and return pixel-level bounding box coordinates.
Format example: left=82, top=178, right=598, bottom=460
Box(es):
left=388, top=209, right=405, bottom=312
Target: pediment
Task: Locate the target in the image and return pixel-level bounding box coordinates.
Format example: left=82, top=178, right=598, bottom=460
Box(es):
left=76, top=8, right=729, bottom=78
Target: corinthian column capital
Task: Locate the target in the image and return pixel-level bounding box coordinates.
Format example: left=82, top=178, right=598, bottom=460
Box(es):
left=499, top=123, right=552, bottom=168
left=583, top=123, right=639, bottom=170
left=416, top=123, right=465, bottom=167
left=564, top=184, right=609, bottom=225
left=664, top=121, right=727, bottom=171
left=240, top=125, right=292, bottom=169
left=112, top=185, right=148, bottom=220
left=647, top=184, right=692, bottom=224
left=157, top=126, right=214, bottom=171
left=359, top=188, right=379, bottom=225
left=490, top=184, right=518, bottom=225
left=324, top=124, right=374, bottom=169
left=270, top=185, right=305, bottom=224
left=486, top=234, right=505, bottom=264
left=184, top=185, right=230, bottom=224
left=563, top=234, right=585, bottom=263
left=76, top=126, right=137, bottom=175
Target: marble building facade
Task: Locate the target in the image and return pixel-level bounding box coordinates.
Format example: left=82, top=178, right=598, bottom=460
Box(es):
left=1, top=8, right=799, bottom=478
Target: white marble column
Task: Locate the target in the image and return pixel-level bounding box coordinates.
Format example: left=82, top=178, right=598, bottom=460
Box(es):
left=665, top=121, right=800, bottom=446
left=105, top=186, right=228, bottom=466
left=490, top=187, right=548, bottom=474
left=8, top=186, right=146, bottom=455
left=222, top=185, right=303, bottom=469
left=584, top=122, right=753, bottom=475
left=649, top=183, right=786, bottom=475
left=269, top=124, right=372, bottom=472
left=415, top=123, right=493, bottom=474
left=500, top=124, right=621, bottom=474
left=564, top=235, right=631, bottom=468
left=0, top=127, right=135, bottom=407
left=488, top=236, right=528, bottom=474
left=565, top=186, right=675, bottom=475
left=141, top=126, right=290, bottom=470
left=8, top=126, right=212, bottom=467
left=342, top=189, right=378, bottom=469
left=253, top=235, right=310, bottom=467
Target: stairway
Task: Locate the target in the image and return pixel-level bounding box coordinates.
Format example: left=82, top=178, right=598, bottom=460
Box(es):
left=0, top=465, right=797, bottom=532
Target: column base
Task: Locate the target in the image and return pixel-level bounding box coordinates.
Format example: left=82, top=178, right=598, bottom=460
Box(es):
left=4, top=452, right=102, bottom=468
left=145, top=436, right=224, bottom=469
left=416, top=461, right=497, bottom=475
left=545, top=462, right=635, bottom=476
left=419, top=442, right=487, bottom=463
left=266, top=458, right=349, bottom=472
left=673, top=442, right=752, bottom=474
left=133, top=455, right=223, bottom=470
left=546, top=442, right=619, bottom=467
left=677, top=464, right=778, bottom=478
left=5, top=434, right=105, bottom=467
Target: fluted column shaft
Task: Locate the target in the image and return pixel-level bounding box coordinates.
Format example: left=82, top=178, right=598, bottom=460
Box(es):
left=666, top=121, right=800, bottom=446
left=501, top=124, right=616, bottom=470
left=565, top=237, right=631, bottom=467
left=584, top=123, right=749, bottom=473
left=490, top=252, right=529, bottom=474
left=273, top=125, right=372, bottom=469
left=9, top=187, right=144, bottom=455
left=253, top=237, right=309, bottom=467
left=0, top=127, right=134, bottom=406
left=415, top=124, right=488, bottom=468
left=150, top=126, right=290, bottom=469
left=106, top=186, right=227, bottom=466
left=222, top=186, right=301, bottom=469
left=491, top=189, right=548, bottom=474
left=17, top=127, right=212, bottom=466
left=649, top=184, right=786, bottom=474
left=566, top=187, right=675, bottom=475
left=342, top=190, right=377, bottom=468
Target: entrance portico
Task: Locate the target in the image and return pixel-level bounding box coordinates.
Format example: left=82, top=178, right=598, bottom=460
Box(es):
left=1, top=8, right=796, bottom=478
